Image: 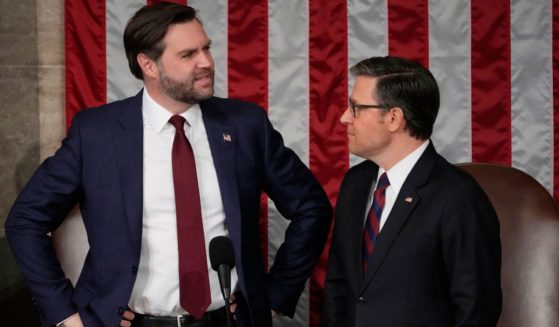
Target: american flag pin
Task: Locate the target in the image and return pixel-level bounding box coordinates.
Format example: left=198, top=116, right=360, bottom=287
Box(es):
left=223, top=133, right=232, bottom=142
left=405, top=197, right=413, bottom=203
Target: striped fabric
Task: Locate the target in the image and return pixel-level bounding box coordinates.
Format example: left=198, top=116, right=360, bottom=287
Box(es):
left=64, top=1, right=559, bottom=326
left=362, top=173, right=390, bottom=271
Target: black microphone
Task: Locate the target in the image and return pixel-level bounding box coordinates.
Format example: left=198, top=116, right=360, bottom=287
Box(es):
left=209, top=236, right=235, bottom=327
left=209, top=236, right=235, bottom=301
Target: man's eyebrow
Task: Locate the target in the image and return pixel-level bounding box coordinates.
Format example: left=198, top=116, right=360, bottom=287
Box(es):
left=177, top=40, right=212, bottom=56
left=178, top=47, right=197, bottom=56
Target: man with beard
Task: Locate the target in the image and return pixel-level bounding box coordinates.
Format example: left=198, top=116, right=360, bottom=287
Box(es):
left=5, top=3, right=332, bottom=327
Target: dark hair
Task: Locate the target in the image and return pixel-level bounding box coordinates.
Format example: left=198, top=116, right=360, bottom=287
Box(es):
left=350, top=56, right=440, bottom=140
left=123, top=2, right=199, bottom=80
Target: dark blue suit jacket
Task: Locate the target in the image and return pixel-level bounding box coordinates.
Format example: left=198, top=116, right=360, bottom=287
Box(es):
left=321, top=143, right=501, bottom=327
left=5, top=92, right=332, bottom=327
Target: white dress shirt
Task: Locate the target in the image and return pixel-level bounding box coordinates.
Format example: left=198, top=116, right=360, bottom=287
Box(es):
left=367, top=141, right=430, bottom=231
left=128, top=89, right=238, bottom=316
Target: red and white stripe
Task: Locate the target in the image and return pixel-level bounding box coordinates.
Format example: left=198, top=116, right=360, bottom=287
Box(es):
left=65, top=1, right=559, bottom=326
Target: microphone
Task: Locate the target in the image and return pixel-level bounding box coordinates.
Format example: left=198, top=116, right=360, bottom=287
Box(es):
left=209, top=236, right=235, bottom=301
left=209, top=236, right=235, bottom=327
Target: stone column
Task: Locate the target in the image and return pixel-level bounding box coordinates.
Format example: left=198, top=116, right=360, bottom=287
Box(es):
left=0, top=0, right=64, bottom=325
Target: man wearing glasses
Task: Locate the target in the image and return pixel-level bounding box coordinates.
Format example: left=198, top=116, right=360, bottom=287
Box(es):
left=320, top=56, right=502, bottom=327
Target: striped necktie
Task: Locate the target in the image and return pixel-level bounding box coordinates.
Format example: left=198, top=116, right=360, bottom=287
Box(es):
left=362, top=172, right=390, bottom=271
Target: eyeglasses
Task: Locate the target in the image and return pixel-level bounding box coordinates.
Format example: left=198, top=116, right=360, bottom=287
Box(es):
left=349, top=101, right=391, bottom=118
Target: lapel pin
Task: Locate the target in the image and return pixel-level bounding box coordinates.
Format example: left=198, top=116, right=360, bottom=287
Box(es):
left=223, top=133, right=232, bottom=142
left=405, top=196, right=413, bottom=203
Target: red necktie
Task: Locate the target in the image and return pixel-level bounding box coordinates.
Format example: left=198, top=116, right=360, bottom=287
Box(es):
left=362, top=172, right=390, bottom=271
left=169, top=115, right=210, bottom=319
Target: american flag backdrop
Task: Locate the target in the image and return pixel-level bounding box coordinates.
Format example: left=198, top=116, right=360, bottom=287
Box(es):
left=64, top=0, right=559, bottom=326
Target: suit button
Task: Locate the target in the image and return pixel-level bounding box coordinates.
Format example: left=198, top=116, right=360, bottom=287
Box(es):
left=131, top=266, right=138, bottom=273
left=118, top=307, right=125, bottom=314
left=357, top=296, right=366, bottom=303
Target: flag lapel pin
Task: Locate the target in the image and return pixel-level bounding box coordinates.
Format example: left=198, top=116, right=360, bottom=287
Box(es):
left=404, top=196, right=413, bottom=203
left=223, top=133, right=232, bottom=142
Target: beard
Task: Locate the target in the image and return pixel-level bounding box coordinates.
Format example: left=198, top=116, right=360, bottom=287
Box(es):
left=159, top=66, right=214, bottom=105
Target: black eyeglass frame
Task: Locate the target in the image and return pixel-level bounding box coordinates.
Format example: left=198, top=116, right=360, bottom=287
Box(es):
left=349, top=101, right=391, bottom=118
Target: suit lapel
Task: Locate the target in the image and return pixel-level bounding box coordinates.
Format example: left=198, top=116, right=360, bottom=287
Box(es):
left=360, top=143, right=439, bottom=293
left=348, top=162, right=378, bottom=290
left=199, top=100, right=241, bottom=247
left=360, top=186, right=420, bottom=291
left=112, top=92, right=144, bottom=251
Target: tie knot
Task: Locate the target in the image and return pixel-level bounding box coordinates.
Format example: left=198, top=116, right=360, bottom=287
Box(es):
left=169, top=115, right=186, bottom=131
left=377, top=172, right=390, bottom=190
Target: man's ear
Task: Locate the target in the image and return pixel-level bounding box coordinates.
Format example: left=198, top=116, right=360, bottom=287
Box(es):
left=137, top=53, right=158, bottom=79
left=386, top=107, right=406, bottom=132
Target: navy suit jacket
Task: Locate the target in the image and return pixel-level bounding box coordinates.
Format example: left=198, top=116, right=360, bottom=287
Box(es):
left=5, top=91, right=332, bottom=327
left=321, top=143, right=501, bottom=327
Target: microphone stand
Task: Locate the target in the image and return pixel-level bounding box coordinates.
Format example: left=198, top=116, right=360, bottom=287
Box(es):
left=224, top=296, right=234, bottom=327
left=218, top=264, right=235, bottom=327
left=209, top=236, right=236, bottom=327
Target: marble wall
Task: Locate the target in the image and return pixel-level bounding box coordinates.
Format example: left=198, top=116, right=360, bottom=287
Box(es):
left=0, top=1, right=64, bottom=325
left=0, top=0, right=64, bottom=234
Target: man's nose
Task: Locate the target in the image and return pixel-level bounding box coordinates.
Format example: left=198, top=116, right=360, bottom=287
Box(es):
left=340, top=107, right=353, bottom=124
left=196, top=50, right=213, bottom=68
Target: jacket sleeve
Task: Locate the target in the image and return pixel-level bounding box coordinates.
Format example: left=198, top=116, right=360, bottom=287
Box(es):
left=320, top=170, right=358, bottom=327
left=258, top=111, right=333, bottom=318
left=320, top=232, right=353, bottom=326
left=441, top=180, right=502, bottom=326
left=5, top=113, right=84, bottom=326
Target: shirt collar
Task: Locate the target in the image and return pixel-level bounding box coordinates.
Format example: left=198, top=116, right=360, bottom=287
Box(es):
left=378, top=140, right=430, bottom=195
left=142, top=89, right=202, bottom=133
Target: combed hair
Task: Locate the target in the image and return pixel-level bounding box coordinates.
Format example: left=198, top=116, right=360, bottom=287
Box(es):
left=350, top=56, right=440, bottom=140
left=123, top=2, right=199, bottom=80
